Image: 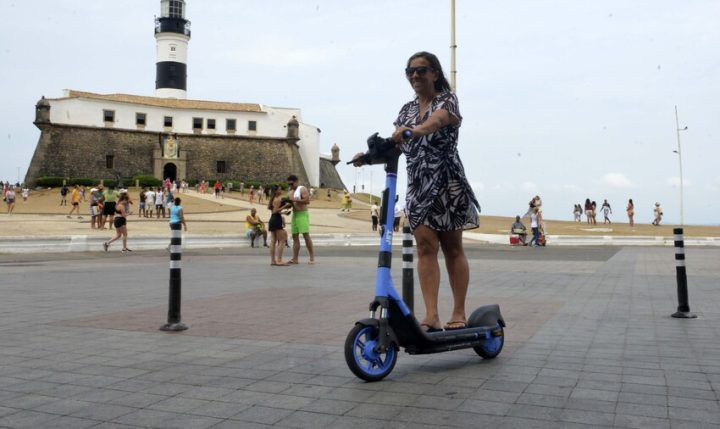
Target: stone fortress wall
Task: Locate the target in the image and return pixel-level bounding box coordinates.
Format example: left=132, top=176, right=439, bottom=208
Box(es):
left=26, top=97, right=346, bottom=188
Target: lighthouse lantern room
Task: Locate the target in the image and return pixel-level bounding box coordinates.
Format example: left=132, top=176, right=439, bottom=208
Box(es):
left=155, top=0, right=191, bottom=99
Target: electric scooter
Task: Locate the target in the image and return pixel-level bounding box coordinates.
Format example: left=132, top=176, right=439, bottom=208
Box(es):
left=344, top=131, right=506, bottom=382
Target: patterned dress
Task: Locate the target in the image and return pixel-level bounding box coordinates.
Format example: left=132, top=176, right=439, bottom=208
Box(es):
left=394, top=91, right=480, bottom=232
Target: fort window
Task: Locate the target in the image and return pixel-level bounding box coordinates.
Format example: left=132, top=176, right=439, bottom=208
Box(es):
left=216, top=161, right=226, bottom=174
left=164, top=116, right=173, bottom=127
left=248, top=120, right=257, bottom=131
left=136, top=113, right=146, bottom=126
left=106, top=155, right=114, bottom=169
left=193, top=117, right=203, bottom=130
left=103, top=110, right=115, bottom=123
left=207, top=119, right=216, bottom=130
left=226, top=119, right=236, bottom=131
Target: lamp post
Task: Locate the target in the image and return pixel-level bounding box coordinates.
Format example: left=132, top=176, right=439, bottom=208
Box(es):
left=673, top=105, right=688, bottom=226
left=450, top=0, right=457, bottom=92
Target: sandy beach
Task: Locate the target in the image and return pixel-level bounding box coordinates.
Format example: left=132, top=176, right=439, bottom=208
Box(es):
left=2, top=187, right=719, bottom=238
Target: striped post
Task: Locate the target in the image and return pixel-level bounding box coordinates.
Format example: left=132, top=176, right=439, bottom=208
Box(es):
left=402, top=225, right=414, bottom=313
left=160, top=222, right=189, bottom=331
left=671, top=228, right=697, bottom=319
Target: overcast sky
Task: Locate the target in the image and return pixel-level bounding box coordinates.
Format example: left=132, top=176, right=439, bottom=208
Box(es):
left=1, top=0, right=718, bottom=225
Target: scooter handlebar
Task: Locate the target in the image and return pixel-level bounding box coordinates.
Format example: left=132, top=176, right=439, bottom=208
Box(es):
left=346, top=130, right=412, bottom=166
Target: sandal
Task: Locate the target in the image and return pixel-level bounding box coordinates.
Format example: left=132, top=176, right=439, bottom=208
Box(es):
left=103, top=242, right=109, bottom=252
left=420, top=323, right=442, bottom=333
left=444, top=320, right=467, bottom=330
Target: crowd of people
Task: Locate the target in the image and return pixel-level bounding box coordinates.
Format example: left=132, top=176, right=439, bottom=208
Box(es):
left=507, top=194, right=667, bottom=247
left=571, top=198, right=661, bottom=227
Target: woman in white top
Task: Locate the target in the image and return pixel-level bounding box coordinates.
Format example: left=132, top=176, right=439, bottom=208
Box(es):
left=529, top=207, right=543, bottom=247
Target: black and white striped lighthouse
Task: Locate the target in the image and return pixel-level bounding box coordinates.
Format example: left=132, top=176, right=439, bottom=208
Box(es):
left=154, top=0, right=191, bottom=99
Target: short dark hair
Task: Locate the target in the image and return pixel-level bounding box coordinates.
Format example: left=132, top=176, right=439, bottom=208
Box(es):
left=174, top=198, right=181, bottom=205
left=407, top=51, right=451, bottom=92
left=287, top=174, right=298, bottom=182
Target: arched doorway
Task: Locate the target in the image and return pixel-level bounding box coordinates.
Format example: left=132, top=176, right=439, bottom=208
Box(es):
left=163, top=163, right=177, bottom=182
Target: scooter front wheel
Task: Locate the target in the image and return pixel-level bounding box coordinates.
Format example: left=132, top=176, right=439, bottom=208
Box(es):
left=344, top=324, right=398, bottom=382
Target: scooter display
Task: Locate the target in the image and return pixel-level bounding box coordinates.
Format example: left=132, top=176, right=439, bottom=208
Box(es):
left=344, top=131, right=506, bottom=382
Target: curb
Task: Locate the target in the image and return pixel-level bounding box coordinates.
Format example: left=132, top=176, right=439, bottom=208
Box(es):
left=1, top=232, right=719, bottom=254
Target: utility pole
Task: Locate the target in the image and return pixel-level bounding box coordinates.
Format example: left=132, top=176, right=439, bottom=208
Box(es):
left=450, top=0, right=457, bottom=92
left=674, top=105, right=687, bottom=226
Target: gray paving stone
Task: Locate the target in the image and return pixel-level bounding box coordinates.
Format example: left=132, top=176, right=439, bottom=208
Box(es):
left=231, top=405, right=293, bottom=425
left=0, top=410, right=60, bottom=428
left=69, top=402, right=136, bottom=421
left=558, top=408, right=615, bottom=426
left=111, top=408, right=179, bottom=427
left=506, top=404, right=561, bottom=421
left=457, top=398, right=513, bottom=415
left=668, top=406, right=720, bottom=423
left=569, top=387, right=619, bottom=402
left=615, top=402, right=668, bottom=418
left=669, top=419, right=720, bottom=429
left=157, top=413, right=223, bottom=429
left=346, top=403, right=405, bottom=420
left=613, top=413, right=671, bottom=429
left=275, top=410, right=338, bottom=428
left=618, top=391, right=667, bottom=406
left=564, top=398, right=616, bottom=414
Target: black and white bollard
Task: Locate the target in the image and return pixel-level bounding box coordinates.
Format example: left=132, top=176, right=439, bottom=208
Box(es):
left=402, top=226, right=414, bottom=313
left=671, top=228, right=697, bottom=319
left=160, top=222, right=188, bottom=331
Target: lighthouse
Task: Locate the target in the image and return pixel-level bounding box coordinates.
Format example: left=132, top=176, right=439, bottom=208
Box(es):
left=154, top=0, right=191, bottom=99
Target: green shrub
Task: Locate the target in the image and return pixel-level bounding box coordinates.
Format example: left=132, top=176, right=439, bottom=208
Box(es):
left=36, top=177, right=65, bottom=187
left=68, top=178, right=97, bottom=186
left=132, top=175, right=162, bottom=187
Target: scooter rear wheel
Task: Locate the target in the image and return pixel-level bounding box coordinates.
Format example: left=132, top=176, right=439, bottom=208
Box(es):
left=472, top=323, right=504, bottom=359
left=345, top=324, right=398, bottom=382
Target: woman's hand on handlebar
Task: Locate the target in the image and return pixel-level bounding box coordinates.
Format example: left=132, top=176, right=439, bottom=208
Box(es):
left=351, top=152, right=366, bottom=167
left=392, top=127, right=414, bottom=145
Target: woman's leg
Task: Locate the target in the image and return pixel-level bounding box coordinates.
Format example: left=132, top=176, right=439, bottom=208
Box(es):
left=121, top=227, right=128, bottom=249
left=107, top=228, right=122, bottom=245
left=269, top=231, right=277, bottom=264
left=277, top=230, right=287, bottom=263
left=414, top=225, right=441, bottom=328
left=439, top=229, right=469, bottom=325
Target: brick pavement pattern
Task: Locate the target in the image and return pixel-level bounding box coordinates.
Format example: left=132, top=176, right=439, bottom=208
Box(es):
left=0, top=245, right=719, bottom=428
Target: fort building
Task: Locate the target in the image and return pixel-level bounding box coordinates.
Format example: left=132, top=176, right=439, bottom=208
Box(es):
left=25, top=0, right=345, bottom=190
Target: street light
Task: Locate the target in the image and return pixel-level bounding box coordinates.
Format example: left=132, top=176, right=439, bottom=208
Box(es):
left=673, top=105, right=688, bottom=225
left=450, top=0, right=457, bottom=92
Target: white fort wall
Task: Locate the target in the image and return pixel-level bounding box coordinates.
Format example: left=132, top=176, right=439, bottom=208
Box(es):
left=46, top=93, right=321, bottom=186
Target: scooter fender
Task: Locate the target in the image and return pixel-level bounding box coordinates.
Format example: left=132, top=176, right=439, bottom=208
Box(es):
left=467, top=304, right=506, bottom=328
left=354, top=319, right=400, bottom=347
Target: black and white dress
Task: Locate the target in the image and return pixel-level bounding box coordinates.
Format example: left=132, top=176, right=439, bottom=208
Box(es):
left=394, top=91, right=480, bottom=232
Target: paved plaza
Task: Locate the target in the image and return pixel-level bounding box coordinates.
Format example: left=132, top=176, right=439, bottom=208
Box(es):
left=1, top=244, right=719, bottom=428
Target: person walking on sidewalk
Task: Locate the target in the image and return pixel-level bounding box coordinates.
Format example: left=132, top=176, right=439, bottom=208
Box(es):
left=652, top=202, right=663, bottom=226
left=169, top=197, right=187, bottom=233
left=67, top=185, right=82, bottom=219
left=529, top=207, right=543, bottom=247
left=370, top=201, right=379, bottom=232
left=287, top=174, right=315, bottom=264
left=103, top=193, right=131, bottom=252
left=627, top=198, right=635, bottom=227
left=600, top=199, right=612, bottom=224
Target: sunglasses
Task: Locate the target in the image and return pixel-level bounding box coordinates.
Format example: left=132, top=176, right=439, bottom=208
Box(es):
left=405, top=66, right=433, bottom=76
